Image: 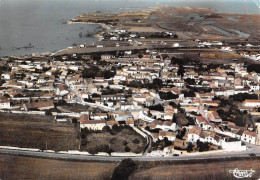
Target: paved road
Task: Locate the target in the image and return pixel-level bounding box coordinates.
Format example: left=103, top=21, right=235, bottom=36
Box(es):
left=55, top=46, right=147, bottom=56
left=0, top=147, right=259, bottom=162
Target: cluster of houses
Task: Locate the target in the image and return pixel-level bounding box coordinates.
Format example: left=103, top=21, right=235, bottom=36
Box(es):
left=0, top=47, right=260, bottom=156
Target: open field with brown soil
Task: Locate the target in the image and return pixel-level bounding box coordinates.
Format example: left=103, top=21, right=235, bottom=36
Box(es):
left=132, top=159, right=260, bottom=180
left=0, top=154, right=259, bottom=180
left=81, top=126, right=146, bottom=154
left=0, top=154, right=117, bottom=180
left=0, top=112, right=80, bottom=151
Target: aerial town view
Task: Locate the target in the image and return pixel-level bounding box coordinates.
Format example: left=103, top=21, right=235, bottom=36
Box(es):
left=0, top=0, right=259, bottom=179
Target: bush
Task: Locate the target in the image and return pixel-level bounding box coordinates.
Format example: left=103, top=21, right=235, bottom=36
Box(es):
left=132, top=139, right=140, bottom=144
left=125, top=146, right=131, bottom=152
left=187, top=142, right=194, bottom=152
left=159, top=92, right=179, bottom=100
left=247, top=64, right=260, bottom=73
left=45, top=110, right=52, bottom=116
left=230, top=93, right=258, bottom=102
left=112, top=124, right=121, bottom=132
left=148, top=104, right=164, bottom=111
left=102, top=126, right=111, bottom=132
left=88, top=144, right=111, bottom=155
left=196, top=140, right=210, bottom=152
left=182, top=90, right=196, bottom=97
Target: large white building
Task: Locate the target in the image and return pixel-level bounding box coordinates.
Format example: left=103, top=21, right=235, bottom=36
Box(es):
left=220, top=137, right=246, bottom=151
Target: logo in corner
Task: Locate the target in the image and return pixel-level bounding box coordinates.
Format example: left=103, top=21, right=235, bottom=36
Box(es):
left=229, top=168, right=255, bottom=178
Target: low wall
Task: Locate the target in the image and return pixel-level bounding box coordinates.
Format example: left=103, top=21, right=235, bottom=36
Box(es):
left=0, top=146, right=40, bottom=152
left=52, top=112, right=81, bottom=117
left=187, top=150, right=224, bottom=156
left=111, top=152, right=142, bottom=157
left=0, top=110, right=46, bottom=115
left=11, top=110, right=46, bottom=115
left=67, top=150, right=90, bottom=155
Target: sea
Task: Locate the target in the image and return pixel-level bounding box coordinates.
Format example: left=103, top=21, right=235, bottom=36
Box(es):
left=0, top=0, right=259, bottom=57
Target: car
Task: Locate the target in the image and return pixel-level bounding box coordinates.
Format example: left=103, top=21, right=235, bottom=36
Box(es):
left=173, top=154, right=179, bottom=156
left=249, top=153, right=256, bottom=157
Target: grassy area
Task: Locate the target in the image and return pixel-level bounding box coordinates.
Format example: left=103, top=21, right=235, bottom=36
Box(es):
left=0, top=112, right=80, bottom=151
left=81, top=126, right=146, bottom=154
left=0, top=154, right=117, bottom=180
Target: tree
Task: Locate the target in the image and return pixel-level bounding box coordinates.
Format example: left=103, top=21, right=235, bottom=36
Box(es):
left=176, top=128, right=186, bottom=139
left=0, top=79, right=6, bottom=86
left=112, top=124, right=121, bottom=133
left=138, top=53, right=143, bottom=59
left=230, top=93, right=258, bottom=102
left=125, top=146, right=131, bottom=152
left=196, top=140, right=210, bottom=152
left=127, top=80, right=144, bottom=88
left=111, top=159, right=136, bottom=180
left=152, top=78, right=163, bottom=90
left=163, top=137, right=173, bottom=147
left=102, top=126, right=111, bottom=132
left=159, top=92, right=179, bottom=100
left=185, top=78, right=196, bottom=85
left=71, top=118, right=77, bottom=124
left=182, top=90, right=196, bottom=97
left=177, top=65, right=185, bottom=77
left=82, top=66, right=100, bottom=78
left=247, top=64, right=260, bottom=73
left=103, top=70, right=116, bottom=79
left=92, top=93, right=101, bottom=98
left=187, top=142, right=194, bottom=152
left=45, top=109, right=52, bottom=116
left=148, top=104, right=164, bottom=111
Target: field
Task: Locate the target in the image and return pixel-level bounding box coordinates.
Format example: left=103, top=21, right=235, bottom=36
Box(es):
left=0, top=154, right=259, bottom=180
left=0, top=112, right=80, bottom=151
left=0, top=154, right=117, bottom=180
left=131, top=158, right=260, bottom=180
left=81, top=126, right=147, bottom=154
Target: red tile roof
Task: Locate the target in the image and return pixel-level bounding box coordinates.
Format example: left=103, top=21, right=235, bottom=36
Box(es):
left=243, top=130, right=257, bottom=137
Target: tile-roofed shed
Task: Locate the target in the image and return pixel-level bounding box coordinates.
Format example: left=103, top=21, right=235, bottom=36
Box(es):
left=24, top=100, right=54, bottom=111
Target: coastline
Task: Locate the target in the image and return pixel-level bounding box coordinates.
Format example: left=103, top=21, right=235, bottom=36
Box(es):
left=67, top=20, right=110, bottom=41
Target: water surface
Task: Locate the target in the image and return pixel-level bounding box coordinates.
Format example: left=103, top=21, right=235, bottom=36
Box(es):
left=0, top=0, right=259, bottom=57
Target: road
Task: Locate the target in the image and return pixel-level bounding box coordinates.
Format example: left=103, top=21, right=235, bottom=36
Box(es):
left=0, top=145, right=259, bottom=162
left=55, top=45, right=147, bottom=56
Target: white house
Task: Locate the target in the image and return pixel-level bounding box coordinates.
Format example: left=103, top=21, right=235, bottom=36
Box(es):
left=243, top=99, right=260, bottom=107
left=188, top=127, right=202, bottom=143
left=80, top=120, right=107, bottom=130
left=196, top=116, right=212, bottom=131
left=159, top=131, right=176, bottom=141
left=161, top=121, right=177, bottom=131
left=90, top=113, right=108, bottom=121
left=80, top=114, right=106, bottom=130
left=0, top=96, right=11, bottom=109
left=56, top=85, right=69, bottom=96
left=241, top=130, right=257, bottom=144
left=220, top=137, right=246, bottom=151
